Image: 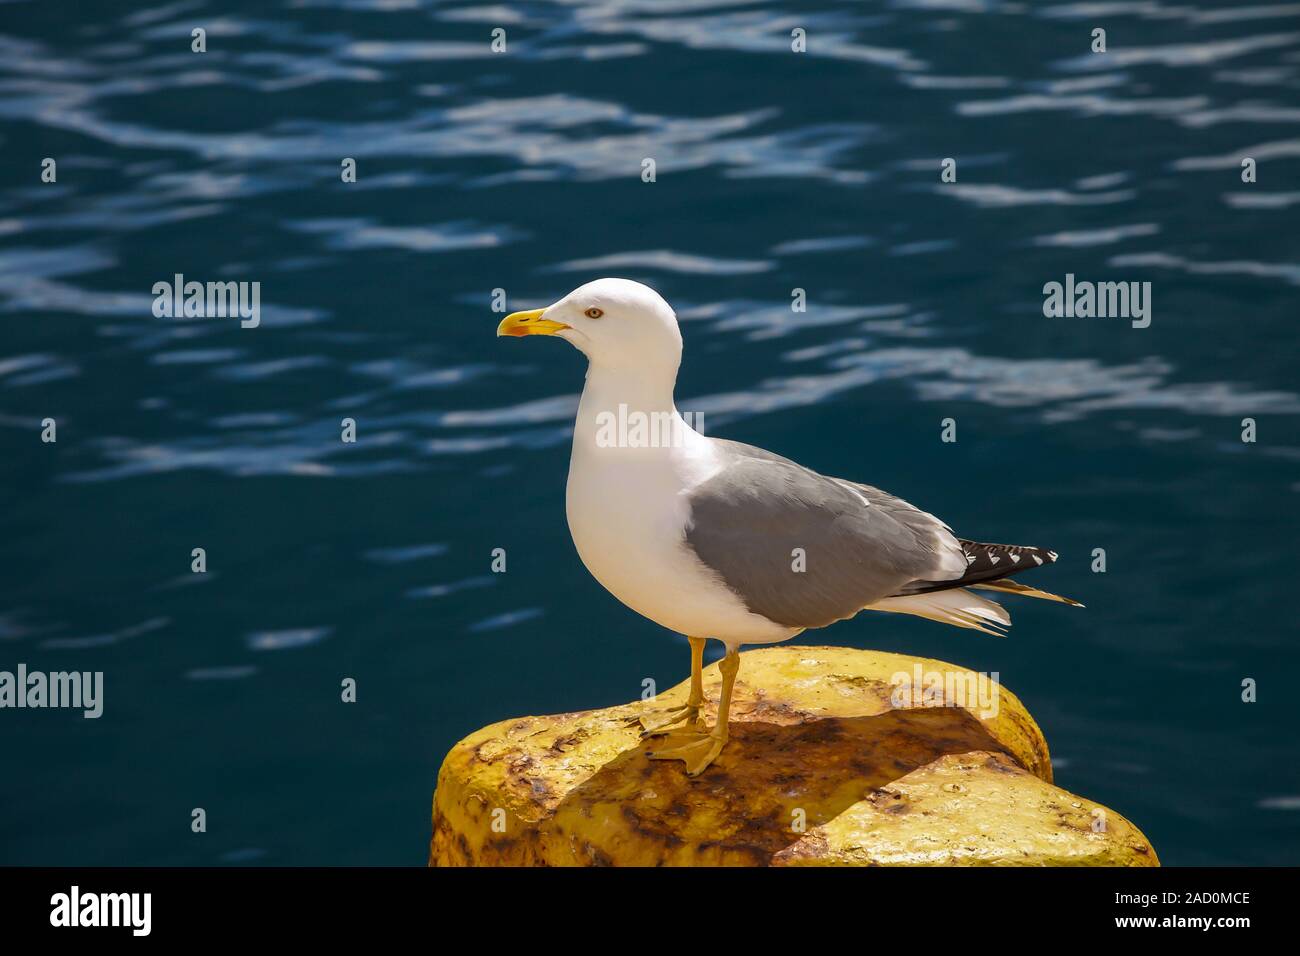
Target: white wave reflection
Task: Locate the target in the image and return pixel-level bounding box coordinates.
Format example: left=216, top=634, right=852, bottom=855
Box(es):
left=1222, top=191, right=1300, bottom=209
left=548, top=250, right=772, bottom=275
left=288, top=218, right=526, bottom=253
left=39, top=618, right=170, bottom=651
left=1172, top=138, right=1300, bottom=169
left=958, top=93, right=1208, bottom=120
left=364, top=543, right=448, bottom=563
left=939, top=184, right=1135, bottom=207
left=1056, top=33, right=1300, bottom=71
left=1033, top=223, right=1159, bottom=247
left=1109, top=252, right=1300, bottom=286
left=0, top=354, right=80, bottom=388
left=468, top=608, right=544, bottom=633
left=247, top=628, right=331, bottom=651
left=686, top=347, right=1300, bottom=427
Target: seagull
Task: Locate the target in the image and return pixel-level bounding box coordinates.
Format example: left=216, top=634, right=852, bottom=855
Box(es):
left=498, top=278, right=1081, bottom=776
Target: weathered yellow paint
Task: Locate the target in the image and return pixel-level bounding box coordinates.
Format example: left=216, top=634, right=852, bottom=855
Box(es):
left=429, top=646, right=1158, bottom=867
left=774, top=751, right=1158, bottom=866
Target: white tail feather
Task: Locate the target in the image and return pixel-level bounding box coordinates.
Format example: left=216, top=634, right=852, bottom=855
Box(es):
left=866, top=588, right=1011, bottom=637
left=971, top=578, right=1084, bottom=607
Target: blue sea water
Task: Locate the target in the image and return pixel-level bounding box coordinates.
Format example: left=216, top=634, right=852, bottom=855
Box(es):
left=1, top=0, right=1298, bottom=866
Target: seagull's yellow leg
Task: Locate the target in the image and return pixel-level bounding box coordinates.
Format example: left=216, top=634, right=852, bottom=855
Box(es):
left=639, top=636, right=706, bottom=735
left=646, top=646, right=739, bottom=776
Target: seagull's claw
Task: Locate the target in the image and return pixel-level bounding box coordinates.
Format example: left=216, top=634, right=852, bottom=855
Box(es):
left=638, top=704, right=703, bottom=737
left=646, top=730, right=726, bottom=776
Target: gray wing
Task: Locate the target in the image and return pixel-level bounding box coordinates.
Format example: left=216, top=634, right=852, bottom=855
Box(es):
left=683, top=439, right=968, bottom=629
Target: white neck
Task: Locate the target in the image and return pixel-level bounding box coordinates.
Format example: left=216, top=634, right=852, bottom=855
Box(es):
left=572, top=360, right=698, bottom=461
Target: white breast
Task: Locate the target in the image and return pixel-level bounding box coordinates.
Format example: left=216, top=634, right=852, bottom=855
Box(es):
left=564, top=395, right=794, bottom=648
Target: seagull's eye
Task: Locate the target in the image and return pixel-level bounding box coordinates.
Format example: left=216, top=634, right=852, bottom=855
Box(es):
left=584, top=307, right=604, bottom=319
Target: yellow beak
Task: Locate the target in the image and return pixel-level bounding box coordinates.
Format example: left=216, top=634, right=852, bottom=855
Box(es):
left=496, top=308, right=569, bottom=337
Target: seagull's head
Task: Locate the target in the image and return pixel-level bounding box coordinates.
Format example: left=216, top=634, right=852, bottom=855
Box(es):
left=496, top=277, right=682, bottom=374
